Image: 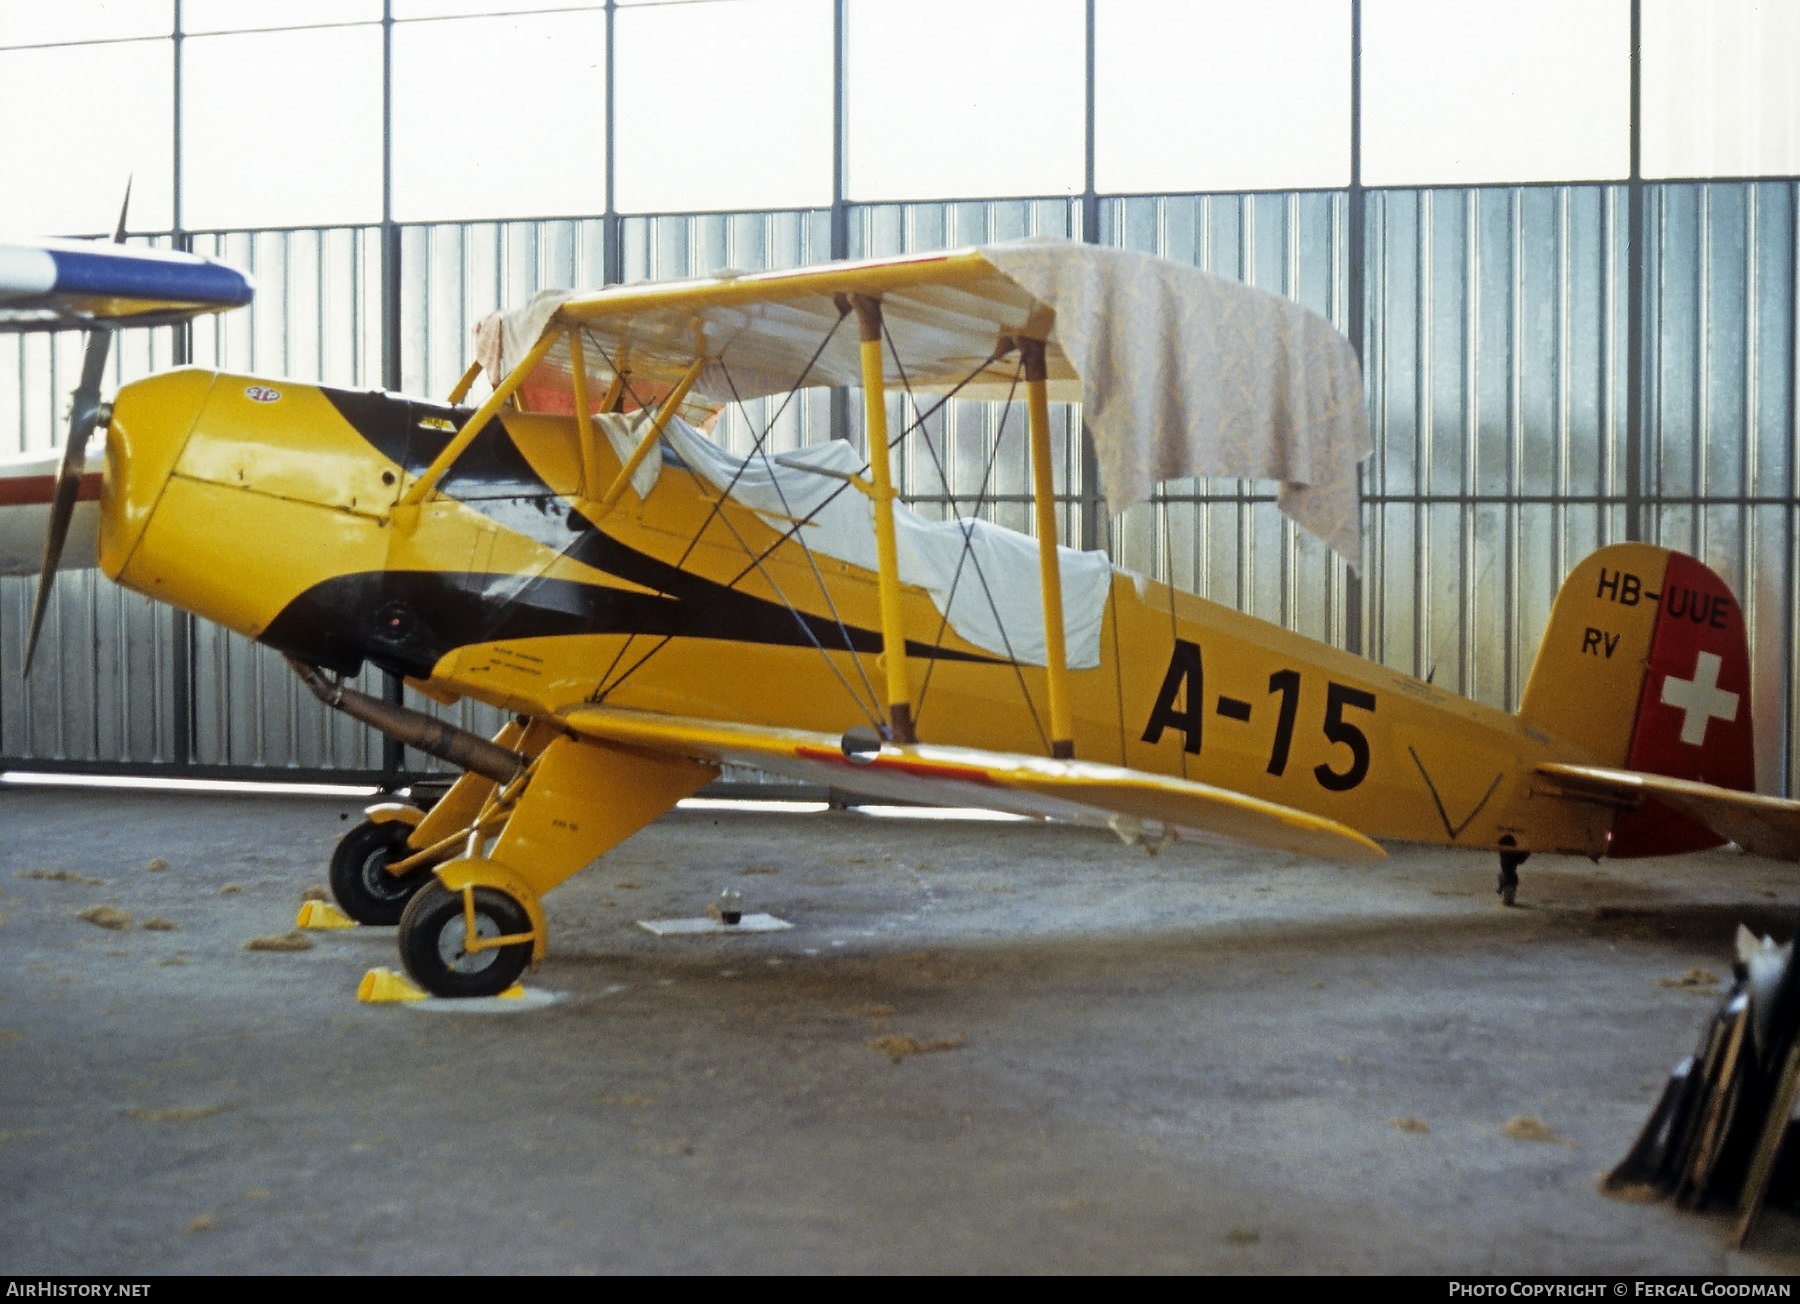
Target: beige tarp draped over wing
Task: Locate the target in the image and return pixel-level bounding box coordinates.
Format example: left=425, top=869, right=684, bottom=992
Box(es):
left=471, top=240, right=1370, bottom=562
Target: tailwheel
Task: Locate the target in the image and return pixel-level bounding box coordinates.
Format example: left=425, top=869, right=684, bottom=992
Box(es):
left=1497, top=844, right=1529, bottom=908
left=397, top=880, right=533, bottom=998
left=329, top=817, right=430, bottom=925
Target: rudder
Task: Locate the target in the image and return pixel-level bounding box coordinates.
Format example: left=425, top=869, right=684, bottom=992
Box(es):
left=1520, top=543, right=1754, bottom=857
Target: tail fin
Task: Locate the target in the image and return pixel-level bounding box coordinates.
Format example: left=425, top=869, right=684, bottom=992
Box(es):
left=1520, top=543, right=1754, bottom=857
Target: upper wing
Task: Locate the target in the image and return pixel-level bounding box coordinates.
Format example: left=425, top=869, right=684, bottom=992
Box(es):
left=0, top=237, right=254, bottom=332
left=482, top=240, right=1367, bottom=559
left=562, top=705, right=1386, bottom=865
left=1537, top=762, right=1800, bottom=860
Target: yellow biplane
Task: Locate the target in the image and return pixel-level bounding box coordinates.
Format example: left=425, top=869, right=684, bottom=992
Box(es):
left=21, top=240, right=1800, bottom=997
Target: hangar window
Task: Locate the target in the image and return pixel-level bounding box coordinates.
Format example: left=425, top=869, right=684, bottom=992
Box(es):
left=844, top=0, right=1086, bottom=202
left=1642, top=0, right=1800, bottom=179
left=0, top=0, right=170, bottom=46
left=180, top=1, right=380, bottom=33
left=182, top=25, right=383, bottom=229
left=391, top=11, right=608, bottom=222
left=1094, top=0, right=1350, bottom=194
left=1361, top=0, right=1629, bottom=186
left=394, top=0, right=599, bottom=15
left=613, top=0, right=833, bottom=213
left=0, top=39, right=174, bottom=232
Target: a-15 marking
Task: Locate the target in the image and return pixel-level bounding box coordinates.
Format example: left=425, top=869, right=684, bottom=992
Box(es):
left=1142, top=639, right=1377, bottom=792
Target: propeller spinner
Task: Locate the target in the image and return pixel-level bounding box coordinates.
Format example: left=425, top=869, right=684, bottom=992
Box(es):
left=23, top=186, right=132, bottom=675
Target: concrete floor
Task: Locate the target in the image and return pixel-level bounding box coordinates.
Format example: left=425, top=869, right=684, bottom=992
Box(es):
left=4, top=784, right=1800, bottom=1274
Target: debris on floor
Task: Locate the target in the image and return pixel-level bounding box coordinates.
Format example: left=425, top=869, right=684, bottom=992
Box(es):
left=1389, top=1116, right=1431, bottom=1134
left=868, top=1033, right=964, bottom=1063
left=123, top=1104, right=228, bottom=1124
left=25, top=869, right=102, bottom=884
left=146, top=857, right=168, bottom=873
left=186, top=1215, right=214, bottom=1234
left=1659, top=968, right=1721, bottom=989
left=140, top=917, right=178, bottom=932
left=1503, top=1115, right=1562, bottom=1143
left=219, top=883, right=242, bottom=895
left=76, top=905, right=133, bottom=931
left=243, top=931, right=312, bottom=953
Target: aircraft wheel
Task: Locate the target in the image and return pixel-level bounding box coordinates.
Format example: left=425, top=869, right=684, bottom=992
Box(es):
left=329, top=818, right=429, bottom=926
left=397, top=881, right=532, bottom=999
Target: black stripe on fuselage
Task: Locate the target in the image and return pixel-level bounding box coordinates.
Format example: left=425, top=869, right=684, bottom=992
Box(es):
left=261, top=387, right=997, bottom=678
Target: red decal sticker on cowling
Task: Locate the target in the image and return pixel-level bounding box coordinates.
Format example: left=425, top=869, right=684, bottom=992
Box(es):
left=1610, top=552, right=1755, bottom=858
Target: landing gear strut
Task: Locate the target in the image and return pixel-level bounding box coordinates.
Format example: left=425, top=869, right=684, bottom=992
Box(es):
left=1497, top=838, right=1528, bottom=908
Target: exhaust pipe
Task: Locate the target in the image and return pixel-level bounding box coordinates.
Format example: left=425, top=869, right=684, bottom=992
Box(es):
left=288, top=659, right=527, bottom=785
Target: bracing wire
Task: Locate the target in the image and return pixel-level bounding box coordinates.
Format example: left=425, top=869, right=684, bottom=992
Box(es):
left=713, top=356, right=886, bottom=723
left=590, top=346, right=1004, bottom=709
left=584, top=312, right=861, bottom=709
left=883, top=325, right=1050, bottom=751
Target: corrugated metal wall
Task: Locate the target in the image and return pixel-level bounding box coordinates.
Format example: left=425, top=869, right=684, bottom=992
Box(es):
left=3, top=181, right=1797, bottom=795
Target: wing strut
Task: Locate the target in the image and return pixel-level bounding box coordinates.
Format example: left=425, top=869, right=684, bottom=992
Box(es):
left=1019, top=336, right=1075, bottom=759
left=398, top=324, right=562, bottom=510
left=594, top=351, right=705, bottom=516
left=849, top=294, right=916, bottom=745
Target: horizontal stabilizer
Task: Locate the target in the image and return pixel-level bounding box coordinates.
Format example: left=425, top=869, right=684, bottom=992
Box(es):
left=562, top=706, right=1386, bottom=865
left=1538, top=762, right=1800, bottom=861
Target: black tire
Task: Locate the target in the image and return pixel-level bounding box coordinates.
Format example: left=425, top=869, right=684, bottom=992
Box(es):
left=396, top=881, right=533, bottom=999
left=329, top=818, right=429, bottom=926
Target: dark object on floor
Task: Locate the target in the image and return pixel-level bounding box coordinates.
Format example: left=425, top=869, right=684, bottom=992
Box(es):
left=1605, top=924, right=1800, bottom=1245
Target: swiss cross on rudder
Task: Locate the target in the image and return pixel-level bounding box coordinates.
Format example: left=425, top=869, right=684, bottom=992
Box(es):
left=1610, top=552, right=1755, bottom=857
left=1660, top=651, right=1740, bottom=746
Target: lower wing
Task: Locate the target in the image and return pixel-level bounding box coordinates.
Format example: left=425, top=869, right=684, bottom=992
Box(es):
left=1537, top=762, right=1800, bottom=860
left=561, top=705, right=1386, bottom=865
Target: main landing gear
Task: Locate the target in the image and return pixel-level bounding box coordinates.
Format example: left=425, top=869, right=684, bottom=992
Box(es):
left=290, top=665, right=718, bottom=998
left=1496, top=837, right=1529, bottom=908
left=329, top=817, right=432, bottom=925
left=397, top=881, right=534, bottom=999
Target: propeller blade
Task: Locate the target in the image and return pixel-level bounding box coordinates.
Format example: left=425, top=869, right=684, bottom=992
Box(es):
left=112, top=177, right=131, bottom=243
left=23, top=327, right=113, bottom=674
left=23, top=185, right=132, bottom=674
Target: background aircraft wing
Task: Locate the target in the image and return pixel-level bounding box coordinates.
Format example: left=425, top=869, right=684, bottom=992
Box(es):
left=561, top=705, right=1387, bottom=865
left=1537, top=762, right=1800, bottom=860
left=0, top=237, right=254, bottom=332
left=0, top=448, right=99, bottom=575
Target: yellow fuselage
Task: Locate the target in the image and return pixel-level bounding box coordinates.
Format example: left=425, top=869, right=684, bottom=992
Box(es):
left=99, top=368, right=1614, bottom=858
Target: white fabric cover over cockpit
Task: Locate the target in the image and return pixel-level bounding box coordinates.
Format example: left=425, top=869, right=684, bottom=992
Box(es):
left=475, top=240, right=1371, bottom=564
left=596, top=411, right=1113, bottom=669
left=978, top=243, right=1367, bottom=566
